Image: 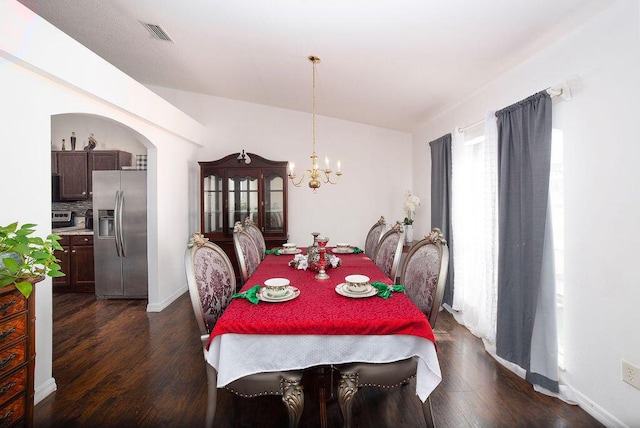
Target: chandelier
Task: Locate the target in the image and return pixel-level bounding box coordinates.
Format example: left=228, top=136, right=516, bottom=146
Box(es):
left=288, top=55, right=342, bottom=193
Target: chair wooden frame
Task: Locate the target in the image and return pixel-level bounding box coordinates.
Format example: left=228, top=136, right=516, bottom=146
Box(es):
left=364, top=216, right=386, bottom=259
left=337, top=228, right=449, bottom=428
left=185, top=233, right=304, bottom=428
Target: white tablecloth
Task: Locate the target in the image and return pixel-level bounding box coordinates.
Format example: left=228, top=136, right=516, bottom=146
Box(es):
left=206, top=333, right=441, bottom=402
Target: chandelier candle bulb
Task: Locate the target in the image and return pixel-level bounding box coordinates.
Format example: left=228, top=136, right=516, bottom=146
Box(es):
left=325, top=156, right=330, bottom=169
left=289, top=162, right=295, bottom=176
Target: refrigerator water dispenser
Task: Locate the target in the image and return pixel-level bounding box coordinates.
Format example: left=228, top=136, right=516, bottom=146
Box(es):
left=98, top=210, right=115, bottom=237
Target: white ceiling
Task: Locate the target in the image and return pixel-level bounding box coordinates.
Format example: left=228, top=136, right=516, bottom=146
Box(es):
left=18, top=0, right=610, bottom=132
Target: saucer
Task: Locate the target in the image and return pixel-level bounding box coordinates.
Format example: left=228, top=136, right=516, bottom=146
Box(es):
left=258, top=286, right=300, bottom=302
left=335, top=283, right=377, bottom=299
left=331, top=247, right=354, bottom=254
left=280, top=248, right=302, bottom=255
left=345, top=283, right=371, bottom=294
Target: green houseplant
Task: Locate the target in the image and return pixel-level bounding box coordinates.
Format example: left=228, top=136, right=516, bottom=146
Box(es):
left=0, top=222, right=65, bottom=297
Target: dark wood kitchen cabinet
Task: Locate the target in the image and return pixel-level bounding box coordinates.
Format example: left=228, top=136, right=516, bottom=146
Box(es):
left=0, top=284, right=35, bottom=428
left=55, top=152, right=88, bottom=200
left=199, top=153, right=288, bottom=281
left=53, top=235, right=95, bottom=293
left=52, top=151, right=132, bottom=201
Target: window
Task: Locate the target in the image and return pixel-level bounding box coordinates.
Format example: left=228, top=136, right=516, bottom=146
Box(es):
left=451, top=122, right=498, bottom=341
left=451, top=123, right=564, bottom=369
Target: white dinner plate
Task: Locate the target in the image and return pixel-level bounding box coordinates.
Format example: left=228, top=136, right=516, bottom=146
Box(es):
left=331, top=247, right=354, bottom=254
left=280, top=248, right=302, bottom=255
left=257, top=286, right=300, bottom=303
left=335, top=283, right=378, bottom=299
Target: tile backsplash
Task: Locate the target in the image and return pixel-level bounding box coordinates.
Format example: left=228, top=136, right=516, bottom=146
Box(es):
left=52, top=200, right=93, bottom=221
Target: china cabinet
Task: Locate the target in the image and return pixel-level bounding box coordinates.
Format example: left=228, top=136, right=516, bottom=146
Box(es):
left=199, top=153, right=288, bottom=280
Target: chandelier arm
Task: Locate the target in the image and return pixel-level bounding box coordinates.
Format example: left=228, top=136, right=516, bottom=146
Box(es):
left=319, top=169, right=341, bottom=185
left=289, top=170, right=311, bottom=187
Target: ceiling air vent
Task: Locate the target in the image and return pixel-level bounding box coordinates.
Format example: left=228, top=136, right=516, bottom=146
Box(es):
left=140, top=21, right=174, bottom=42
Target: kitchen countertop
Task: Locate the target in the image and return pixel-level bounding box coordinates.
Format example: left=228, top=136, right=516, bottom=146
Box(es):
left=52, top=226, right=94, bottom=236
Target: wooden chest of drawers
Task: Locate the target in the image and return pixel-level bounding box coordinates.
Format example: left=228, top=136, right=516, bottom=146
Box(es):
left=0, top=285, right=34, bottom=427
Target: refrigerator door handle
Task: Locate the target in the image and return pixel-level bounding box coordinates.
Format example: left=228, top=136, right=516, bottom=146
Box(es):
left=114, top=190, right=122, bottom=257
left=118, top=190, right=126, bottom=257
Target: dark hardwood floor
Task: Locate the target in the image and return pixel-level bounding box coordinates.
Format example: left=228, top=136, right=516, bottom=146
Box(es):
left=34, top=292, right=603, bottom=427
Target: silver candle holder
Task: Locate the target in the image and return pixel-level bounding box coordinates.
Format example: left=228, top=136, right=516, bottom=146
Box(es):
left=315, top=236, right=330, bottom=280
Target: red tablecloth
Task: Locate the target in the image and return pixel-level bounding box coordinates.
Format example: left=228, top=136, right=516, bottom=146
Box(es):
left=209, top=250, right=435, bottom=346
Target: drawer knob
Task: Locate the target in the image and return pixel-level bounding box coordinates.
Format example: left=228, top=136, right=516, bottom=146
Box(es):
left=0, top=381, right=16, bottom=396
left=0, top=327, right=16, bottom=342
left=0, top=409, right=13, bottom=422
left=0, top=354, right=16, bottom=370
left=0, top=301, right=16, bottom=317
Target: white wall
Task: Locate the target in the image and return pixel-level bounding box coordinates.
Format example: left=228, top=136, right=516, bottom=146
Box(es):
left=1, top=0, right=205, bottom=404
left=149, top=87, right=414, bottom=248
left=412, top=1, right=640, bottom=426
left=51, top=114, right=147, bottom=157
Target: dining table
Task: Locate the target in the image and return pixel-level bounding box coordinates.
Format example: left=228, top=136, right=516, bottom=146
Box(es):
left=206, top=246, right=442, bottom=414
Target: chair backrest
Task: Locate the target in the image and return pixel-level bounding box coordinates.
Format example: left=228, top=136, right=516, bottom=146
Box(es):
left=399, top=228, right=449, bottom=328
left=373, top=221, right=405, bottom=281
left=244, top=217, right=266, bottom=260
left=233, top=222, right=261, bottom=284
left=364, top=216, right=386, bottom=258
left=184, top=233, right=236, bottom=335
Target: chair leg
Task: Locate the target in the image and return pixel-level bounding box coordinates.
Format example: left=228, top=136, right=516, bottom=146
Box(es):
left=282, top=377, right=304, bottom=428
left=338, top=372, right=358, bottom=428
left=421, top=396, right=435, bottom=428
left=205, top=363, right=218, bottom=428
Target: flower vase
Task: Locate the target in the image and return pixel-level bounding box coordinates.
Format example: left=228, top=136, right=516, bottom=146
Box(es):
left=405, top=224, right=413, bottom=244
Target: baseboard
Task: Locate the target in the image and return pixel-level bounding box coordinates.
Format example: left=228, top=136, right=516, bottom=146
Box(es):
left=146, top=284, right=187, bottom=312
left=35, top=377, right=57, bottom=405
left=570, top=386, right=628, bottom=428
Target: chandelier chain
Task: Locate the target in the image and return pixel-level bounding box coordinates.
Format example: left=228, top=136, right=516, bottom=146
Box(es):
left=311, top=56, right=317, bottom=162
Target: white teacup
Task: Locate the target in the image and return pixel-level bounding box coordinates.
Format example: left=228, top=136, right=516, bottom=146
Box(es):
left=345, top=274, right=370, bottom=293
left=264, top=277, right=290, bottom=297
left=336, top=242, right=350, bottom=249
left=282, top=243, right=296, bottom=252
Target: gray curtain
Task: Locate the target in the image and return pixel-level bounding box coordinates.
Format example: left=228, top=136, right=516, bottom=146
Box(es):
left=495, top=91, right=559, bottom=392
left=429, top=133, right=454, bottom=306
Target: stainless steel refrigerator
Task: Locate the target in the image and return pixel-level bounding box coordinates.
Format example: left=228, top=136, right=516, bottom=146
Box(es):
left=92, top=170, right=148, bottom=299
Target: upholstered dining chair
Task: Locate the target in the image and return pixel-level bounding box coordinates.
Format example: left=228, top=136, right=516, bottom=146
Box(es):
left=244, top=217, right=266, bottom=260
left=233, top=222, right=262, bottom=284
left=337, top=228, right=449, bottom=428
left=185, top=232, right=304, bottom=428
left=364, top=216, right=386, bottom=258
left=372, top=220, right=405, bottom=281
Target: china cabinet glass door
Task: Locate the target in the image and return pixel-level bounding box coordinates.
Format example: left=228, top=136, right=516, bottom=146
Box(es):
left=227, top=173, right=259, bottom=234
left=264, top=172, right=284, bottom=234
left=203, top=173, right=223, bottom=233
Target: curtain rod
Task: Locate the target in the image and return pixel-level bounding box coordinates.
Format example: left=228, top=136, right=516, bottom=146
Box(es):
left=457, top=79, right=574, bottom=133
left=457, top=119, right=484, bottom=133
